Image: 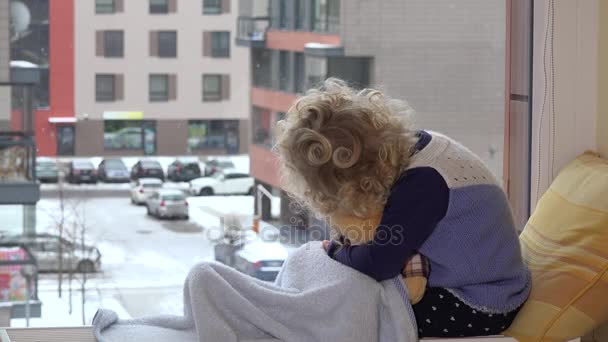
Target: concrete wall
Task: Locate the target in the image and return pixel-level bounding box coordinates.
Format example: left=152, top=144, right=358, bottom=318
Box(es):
left=73, top=0, right=250, bottom=122
left=0, top=1, right=10, bottom=130
left=341, top=0, right=506, bottom=179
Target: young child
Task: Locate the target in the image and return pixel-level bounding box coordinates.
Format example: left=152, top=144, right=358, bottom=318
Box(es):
left=275, top=78, right=530, bottom=338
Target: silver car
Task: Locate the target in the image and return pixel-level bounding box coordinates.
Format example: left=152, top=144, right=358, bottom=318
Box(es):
left=36, top=157, right=59, bottom=183
left=146, top=189, right=189, bottom=220
left=0, top=234, right=101, bottom=273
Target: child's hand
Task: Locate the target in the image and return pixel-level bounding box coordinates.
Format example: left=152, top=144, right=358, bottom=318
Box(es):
left=322, top=240, right=331, bottom=252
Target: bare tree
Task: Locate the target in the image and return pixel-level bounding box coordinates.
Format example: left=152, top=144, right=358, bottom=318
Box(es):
left=68, top=195, right=91, bottom=325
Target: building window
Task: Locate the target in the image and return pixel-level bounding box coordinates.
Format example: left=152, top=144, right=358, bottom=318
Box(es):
left=157, top=31, right=177, bottom=57
left=203, top=0, right=222, bottom=14
left=305, top=56, right=327, bottom=89
left=96, top=0, right=115, bottom=14
left=279, top=0, right=288, bottom=29
left=295, top=0, right=306, bottom=30
left=202, top=74, right=222, bottom=101
left=96, top=74, right=116, bottom=102
left=312, top=0, right=340, bottom=33
left=104, top=121, right=143, bottom=150
left=294, top=52, right=305, bottom=93
left=279, top=51, right=290, bottom=91
left=149, top=74, right=169, bottom=102
left=252, top=108, right=271, bottom=147
left=104, top=31, right=124, bottom=57
left=211, top=32, right=230, bottom=57
left=252, top=48, right=272, bottom=88
left=188, top=120, right=239, bottom=152
left=150, top=0, right=169, bottom=13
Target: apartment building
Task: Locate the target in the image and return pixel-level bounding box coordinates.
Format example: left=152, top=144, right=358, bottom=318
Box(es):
left=239, top=0, right=506, bottom=227
left=69, top=0, right=249, bottom=157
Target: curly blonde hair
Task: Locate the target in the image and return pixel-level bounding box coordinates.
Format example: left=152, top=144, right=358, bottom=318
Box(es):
left=275, top=78, right=417, bottom=218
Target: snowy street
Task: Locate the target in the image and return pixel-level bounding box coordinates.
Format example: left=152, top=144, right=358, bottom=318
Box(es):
left=15, top=194, right=282, bottom=327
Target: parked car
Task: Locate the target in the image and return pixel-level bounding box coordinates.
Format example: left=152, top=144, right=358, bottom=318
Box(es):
left=97, top=158, right=130, bottom=183
left=0, top=233, right=101, bottom=273
left=66, top=160, right=97, bottom=184
left=232, top=233, right=287, bottom=281
left=130, top=178, right=163, bottom=205
left=167, top=159, right=201, bottom=182
left=204, top=159, right=236, bottom=176
left=35, top=157, right=59, bottom=183
left=190, top=171, right=254, bottom=196
left=146, top=189, right=189, bottom=220
left=131, top=160, right=165, bottom=181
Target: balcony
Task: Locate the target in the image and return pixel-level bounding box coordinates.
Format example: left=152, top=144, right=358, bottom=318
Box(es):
left=0, top=133, right=40, bottom=205
left=236, top=16, right=270, bottom=48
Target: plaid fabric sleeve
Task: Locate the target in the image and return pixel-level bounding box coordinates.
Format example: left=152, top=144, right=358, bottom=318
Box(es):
left=402, top=253, right=430, bottom=278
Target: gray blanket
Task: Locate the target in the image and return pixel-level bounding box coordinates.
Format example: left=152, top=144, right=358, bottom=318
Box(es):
left=93, top=242, right=418, bottom=342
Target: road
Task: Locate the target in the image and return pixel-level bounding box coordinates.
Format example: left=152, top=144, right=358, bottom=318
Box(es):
left=35, top=195, right=224, bottom=319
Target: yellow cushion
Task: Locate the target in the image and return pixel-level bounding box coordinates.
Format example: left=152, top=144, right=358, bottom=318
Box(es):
left=505, top=152, right=608, bottom=342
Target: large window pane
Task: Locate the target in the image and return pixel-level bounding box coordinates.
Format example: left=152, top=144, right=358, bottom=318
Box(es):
left=279, top=51, right=289, bottom=91
left=188, top=120, right=239, bottom=151
left=294, top=52, right=305, bottom=93
left=150, top=0, right=169, bottom=14
left=202, top=74, right=222, bottom=101
left=104, top=30, right=124, bottom=57
left=96, top=0, right=115, bottom=14
left=104, top=121, right=143, bottom=150
left=149, top=74, right=169, bottom=101
left=203, top=0, right=221, bottom=14
left=95, top=74, right=115, bottom=101
left=211, top=32, right=230, bottom=57
left=158, top=31, right=177, bottom=57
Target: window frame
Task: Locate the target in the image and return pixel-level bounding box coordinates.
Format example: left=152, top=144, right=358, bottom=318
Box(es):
left=95, top=74, right=116, bottom=102
left=203, top=0, right=222, bottom=14
left=210, top=31, right=230, bottom=58
left=104, top=30, right=124, bottom=58
left=96, top=0, right=115, bottom=14
left=202, top=74, right=223, bottom=102
left=157, top=31, right=177, bottom=58
left=149, top=74, right=170, bottom=102
left=150, top=0, right=169, bottom=14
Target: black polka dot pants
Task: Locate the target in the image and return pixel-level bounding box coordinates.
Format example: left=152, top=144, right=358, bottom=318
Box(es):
left=412, top=287, right=521, bottom=338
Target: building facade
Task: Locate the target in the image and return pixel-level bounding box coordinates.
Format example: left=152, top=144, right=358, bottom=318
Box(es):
left=240, top=0, right=505, bottom=228
left=0, top=0, right=11, bottom=130
left=71, top=0, right=250, bottom=157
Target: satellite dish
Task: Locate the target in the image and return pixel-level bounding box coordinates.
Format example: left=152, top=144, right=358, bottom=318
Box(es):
left=10, top=1, right=31, bottom=35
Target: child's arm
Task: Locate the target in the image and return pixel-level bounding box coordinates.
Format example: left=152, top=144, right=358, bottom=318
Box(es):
left=329, top=167, right=449, bottom=281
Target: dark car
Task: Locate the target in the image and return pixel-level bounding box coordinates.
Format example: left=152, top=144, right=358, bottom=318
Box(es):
left=204, top=159, right=236, bottom=176
left=0, top=233, right=102, bottom=273
left=167, top=159, right=201, bottom=182
left=131, top=160, right=165, bottom=181
left=97, top=158, right=130, bottom=183
left=66, top=160, right=97, bottom=184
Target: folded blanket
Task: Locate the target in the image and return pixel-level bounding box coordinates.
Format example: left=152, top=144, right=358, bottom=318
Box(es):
left=93, top=241, right=418, bottom=342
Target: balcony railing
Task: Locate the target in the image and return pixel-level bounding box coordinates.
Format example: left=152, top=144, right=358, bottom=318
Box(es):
left=236, top=16, right=270, bottom=48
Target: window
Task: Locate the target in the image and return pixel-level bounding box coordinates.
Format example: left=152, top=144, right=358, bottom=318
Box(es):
left=252, top=108, right=272, bottom=147
left=252, top=48, right=272, bottom=88
left=96, top=74, right=115, bottom=101
left=279, top=51, right=290, bottom=91
left=312, top=0, right=340, bottom=33
left=279, top=0, right=288, bottom=29
left=295, top=0, right=306, bottom=30
left=158, top=31, right=177, bottom=57
left=96, top=0, right=115, bottom=13
left=211, top=32, right=230, bottom=57
left=150, top=0, right=169, bottom=14
left=104, top=121, right=143, bottom=150
left=149, top=74, right=169, bottom=102
left=188, top=120, right=239, bottom=151
left=203, top=0, right=222, bottom=14
left=202, top=74, right=222, bottom=101
left=294, top=52, right=305, bottom=93
left=104, top=31, right=123, bottom=57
